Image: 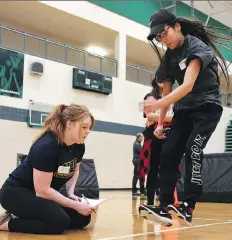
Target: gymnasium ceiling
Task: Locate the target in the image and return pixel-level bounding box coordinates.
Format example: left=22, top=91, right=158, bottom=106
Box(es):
left=0, top=0, right=231, bottom=85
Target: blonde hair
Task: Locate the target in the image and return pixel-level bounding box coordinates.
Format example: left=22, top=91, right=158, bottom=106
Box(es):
left=35, top=104, right=95, bottom=144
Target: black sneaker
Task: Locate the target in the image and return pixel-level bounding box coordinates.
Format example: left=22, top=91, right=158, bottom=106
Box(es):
left=168, top=202, right=193, bottom=226
left=138, top=205, right=173, bottom=227
left=140, top=190, right=146, bottom=196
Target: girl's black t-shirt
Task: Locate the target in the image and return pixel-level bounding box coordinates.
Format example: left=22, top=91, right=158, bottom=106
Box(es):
left=156, top=34, right=222, bottom=110
left=6, top=132, right=85, bottom=191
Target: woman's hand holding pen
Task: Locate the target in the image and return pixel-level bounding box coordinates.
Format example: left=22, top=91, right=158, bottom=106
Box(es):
left=72, top=201, right=96, bottom=216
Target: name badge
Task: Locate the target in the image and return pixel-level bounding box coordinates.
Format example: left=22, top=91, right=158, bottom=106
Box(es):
left=58, top=166, right=70, bottom=174
left=179, top=58, right=187, bottom=70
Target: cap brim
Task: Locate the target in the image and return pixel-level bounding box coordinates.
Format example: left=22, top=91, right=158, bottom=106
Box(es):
left=147, top=24, right=165, bottom=41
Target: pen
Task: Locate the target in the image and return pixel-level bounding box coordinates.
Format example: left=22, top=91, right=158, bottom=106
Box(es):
left=82, top=194, right=96, bottom=213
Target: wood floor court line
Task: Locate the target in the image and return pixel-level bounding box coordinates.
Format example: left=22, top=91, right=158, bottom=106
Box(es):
left=97, top=221, right=232, bottom=240
left=1, top=191, right=232, bottom=240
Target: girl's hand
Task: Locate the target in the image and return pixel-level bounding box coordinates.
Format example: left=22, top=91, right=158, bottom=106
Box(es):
left=154, top=125, right=166, bottom=139
left=139, top=97, right=157, bottom=112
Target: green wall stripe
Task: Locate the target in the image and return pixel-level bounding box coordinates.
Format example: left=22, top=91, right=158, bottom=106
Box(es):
left=0, top=105, right=144, bottom=136
left=91, top=1, right=232, bottom=62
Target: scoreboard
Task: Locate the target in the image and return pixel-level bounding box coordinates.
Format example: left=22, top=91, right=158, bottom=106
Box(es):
left=73, top=68, right=112, bottom=94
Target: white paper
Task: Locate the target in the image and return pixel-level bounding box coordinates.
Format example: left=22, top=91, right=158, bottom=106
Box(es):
left=81, top=195, right=116, bottom=207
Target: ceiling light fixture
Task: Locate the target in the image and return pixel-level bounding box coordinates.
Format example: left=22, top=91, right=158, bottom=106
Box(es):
left=86, top=46, right=108, bottom=57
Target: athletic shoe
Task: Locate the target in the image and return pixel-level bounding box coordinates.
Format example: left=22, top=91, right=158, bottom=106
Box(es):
left=168, top=202, right=193, bottom=226
left=138, top=205, right=173, bottom=227
left=140, top=190, right=146, bottom=196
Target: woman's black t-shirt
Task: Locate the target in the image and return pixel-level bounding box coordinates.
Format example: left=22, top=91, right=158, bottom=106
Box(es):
left=6, top=132, right=85, bottom=191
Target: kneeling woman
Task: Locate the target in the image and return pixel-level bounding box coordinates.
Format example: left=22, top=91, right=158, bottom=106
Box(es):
left=0, top=104, right=95, bottom=234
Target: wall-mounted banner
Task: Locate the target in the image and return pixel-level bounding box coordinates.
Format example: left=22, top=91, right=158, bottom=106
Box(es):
left=0, top=48, right=24, bottom=98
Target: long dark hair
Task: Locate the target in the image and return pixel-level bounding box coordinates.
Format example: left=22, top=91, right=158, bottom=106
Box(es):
left=144, top=76, right=161, bottom=100
left=148, top=17, right=231, bottom=89
left=151, top=78, right=161, bottom=99
left=143, top=78, right=161, bottom=118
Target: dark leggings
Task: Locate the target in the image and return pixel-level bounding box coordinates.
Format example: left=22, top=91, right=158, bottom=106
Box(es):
left=0, top=183, right=91, bottom=234
left=146, top=136, right=165, bottom=205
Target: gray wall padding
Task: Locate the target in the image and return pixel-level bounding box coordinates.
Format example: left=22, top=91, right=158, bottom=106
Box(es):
left=177, top=153, right=232, bottom=203
left=60, top=159, right=99, bottom=199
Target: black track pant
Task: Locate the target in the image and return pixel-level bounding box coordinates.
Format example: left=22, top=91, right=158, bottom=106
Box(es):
left=146, top=136, right=165, bottom=205
left=0, top=183, right=91, bottom=234
left=159, top=103, right=222, bottom=209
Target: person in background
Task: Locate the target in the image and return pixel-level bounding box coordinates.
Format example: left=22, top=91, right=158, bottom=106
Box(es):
left=139, top=78, right=173, bottom=206
left=132, top=133, right=145, bottom=195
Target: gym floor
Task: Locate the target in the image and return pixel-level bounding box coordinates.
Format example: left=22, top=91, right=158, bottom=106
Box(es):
left=1, top=191, right=232, bottom=240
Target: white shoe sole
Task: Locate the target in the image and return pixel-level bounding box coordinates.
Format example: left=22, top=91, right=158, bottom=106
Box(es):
left=139, top=206, right=173, bottom=227
left=168, top=205, right=192, bottom=227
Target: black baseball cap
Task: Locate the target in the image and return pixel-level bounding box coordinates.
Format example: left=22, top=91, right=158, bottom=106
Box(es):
left=148, top=8, right=177, bottom=41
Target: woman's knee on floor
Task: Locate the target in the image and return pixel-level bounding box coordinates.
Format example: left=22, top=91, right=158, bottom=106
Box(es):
left=71, top=215, right=91, bottom=230
left=0, top=186, right=14, bottom=210
left=49, top=213, right=71, bottom=234
left=78, top=215, right=91, bottom=229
